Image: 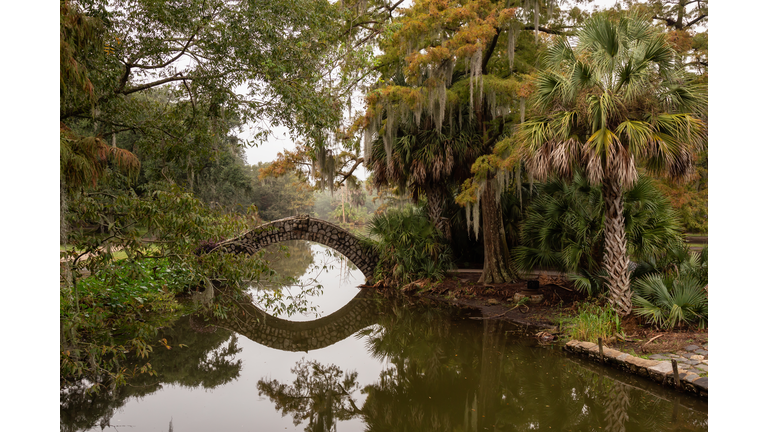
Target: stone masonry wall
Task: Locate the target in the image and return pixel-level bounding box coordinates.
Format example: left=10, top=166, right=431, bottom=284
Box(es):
left=215, top=215, right=379, bottom=282
left=565, top=340, right=708, bottom=398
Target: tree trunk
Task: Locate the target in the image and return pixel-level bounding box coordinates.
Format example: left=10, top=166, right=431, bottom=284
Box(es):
left=479, top=179, right=516, bottom=283
left=426, top=187, right=449, bottom=238
left=342, top=181, right=347, bottom=223
left=602, top=176, right=632, bottom=316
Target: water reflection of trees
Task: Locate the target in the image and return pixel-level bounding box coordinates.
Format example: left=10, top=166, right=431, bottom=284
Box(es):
left=257, top=358, right=361, bottom=432
left=252, top=241, right=360, bottom=318
left=361, top=298, right=707, bottom=431
left=60, top=315, right=242, bottom=432
left=254, top=296, right=706, bottom=431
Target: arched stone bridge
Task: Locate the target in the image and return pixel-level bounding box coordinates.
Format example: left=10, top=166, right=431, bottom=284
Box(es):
left=214, top=215, right=379, bottom=282
left=208, top=289, right=380, bottom=352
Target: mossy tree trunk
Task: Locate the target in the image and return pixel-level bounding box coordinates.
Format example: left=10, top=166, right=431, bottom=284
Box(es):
left=479, top=179, right=516, bottom=284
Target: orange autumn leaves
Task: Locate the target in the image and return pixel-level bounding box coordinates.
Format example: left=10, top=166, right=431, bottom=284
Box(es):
left=389, top=0, right=518, bottom=81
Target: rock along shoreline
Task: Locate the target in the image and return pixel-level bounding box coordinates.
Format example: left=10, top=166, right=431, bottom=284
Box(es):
left=564, top=340, right=708, bottom=399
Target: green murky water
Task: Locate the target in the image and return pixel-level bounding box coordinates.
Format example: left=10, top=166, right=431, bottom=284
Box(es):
left=60, top=241, right=707, bottom=431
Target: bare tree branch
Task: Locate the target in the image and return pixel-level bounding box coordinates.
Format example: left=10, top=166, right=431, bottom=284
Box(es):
left=685, top=14, right=708, bottom=28
left=338, top=157, right=365, bottom=185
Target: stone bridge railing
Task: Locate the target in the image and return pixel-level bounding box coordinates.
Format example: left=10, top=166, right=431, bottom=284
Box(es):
left=207, top=289, right=380, bottom=352
left=214, top=215, right=379, bottom=282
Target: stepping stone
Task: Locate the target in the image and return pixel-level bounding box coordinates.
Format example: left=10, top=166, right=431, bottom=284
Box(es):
left=695, top=365, right=708, bottom=372
left=681, top=353, right=694, bottom=359
left=695, top=349, right=707, bottom=355
left=685, top=345, right=700, bottom=351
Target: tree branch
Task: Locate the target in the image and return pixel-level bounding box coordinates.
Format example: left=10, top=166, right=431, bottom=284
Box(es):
left=482, top=30, right=501, bottom=74
left=338, top=157, right=365, bottom=184
left=685, top=14, right=708, bottom=28
left=130, top=27, right=201, bottom=71
left=522, top=25, right=571, bottom=35
left=119, top=74, right=191, bottom=95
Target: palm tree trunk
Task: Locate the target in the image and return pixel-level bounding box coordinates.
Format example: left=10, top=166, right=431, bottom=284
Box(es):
left=602, top=176, right=632, bottom=316
left=425, top=187, right=449, bottom=238
left=480, top=179, right=516, bottom=283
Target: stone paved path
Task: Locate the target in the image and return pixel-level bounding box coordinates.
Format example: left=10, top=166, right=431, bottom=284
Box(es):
left=647, top=343, right=709, bottom=377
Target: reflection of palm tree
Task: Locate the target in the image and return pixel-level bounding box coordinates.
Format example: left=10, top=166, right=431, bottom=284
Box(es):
left=257, top=358, right=361, bottom=432
left=604, top=381, right=630, bottom=432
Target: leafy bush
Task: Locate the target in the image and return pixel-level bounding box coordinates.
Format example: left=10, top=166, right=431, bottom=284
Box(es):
left=514, top=172, right=683, bottom=295
left=631, top=243, right=708, bottom=287
left=367, top=206, right=454, bottom=285
left=632, top=273, right=708, bottom=330
left=61, top=181, right=267, bottom=392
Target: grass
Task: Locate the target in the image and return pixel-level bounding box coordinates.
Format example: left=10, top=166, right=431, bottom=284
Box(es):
left=61, top=244, right=160, bottom=261
left=561, top=301, right=624, bottom=344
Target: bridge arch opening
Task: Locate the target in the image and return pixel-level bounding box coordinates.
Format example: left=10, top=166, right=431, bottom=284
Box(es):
left=215, top=216, right=379, bottom=283
left=250, top=240, right=368, bottom=321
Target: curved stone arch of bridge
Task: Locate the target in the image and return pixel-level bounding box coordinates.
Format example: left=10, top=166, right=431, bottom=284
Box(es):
left=215, top=215, right=379, bottom=283
left=209, top=289, right=380, bottom=352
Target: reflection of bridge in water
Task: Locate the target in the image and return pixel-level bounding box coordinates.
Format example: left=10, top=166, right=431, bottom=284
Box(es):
left=209, top=289, right=381, bottom=352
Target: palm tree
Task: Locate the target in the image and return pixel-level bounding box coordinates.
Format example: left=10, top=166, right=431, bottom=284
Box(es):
left=513, top=13, right=706, bottom=315
left=367, top=119, right=483, bottom=238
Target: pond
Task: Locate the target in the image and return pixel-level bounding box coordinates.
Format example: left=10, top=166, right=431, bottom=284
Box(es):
left=60, top=241, right=707, bottom=431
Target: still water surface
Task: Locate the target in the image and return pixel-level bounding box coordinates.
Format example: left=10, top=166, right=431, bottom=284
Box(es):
left=60, top=241, right=707, bottom=431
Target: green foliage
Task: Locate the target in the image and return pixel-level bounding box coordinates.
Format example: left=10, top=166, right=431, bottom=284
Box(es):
left=563, top=302, right=624, bottom=343
left=74, top=258, right=193, bottom=311
left=367, top=206, right=454, bottom=285
left=652, top=171, right=708, bottom=233
left=61, top=179, right=266, bottom=392
left=632, top=273, right=708, bottom=330
left=514, top=172, right=684, bottom=279
left=631, top=242, right=708, bottom=286
left=61, top=0, right=347, bottom=144
left=247, top=162, right=315, bottom=221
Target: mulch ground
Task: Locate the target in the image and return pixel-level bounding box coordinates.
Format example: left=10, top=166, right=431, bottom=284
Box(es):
left=378, top=270, right=708, bottom=356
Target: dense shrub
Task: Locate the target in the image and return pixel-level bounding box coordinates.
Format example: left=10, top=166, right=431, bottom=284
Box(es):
left=514, top=172, right=684, bottom=295
left=367, top=206, right=454, bottom=285
left=632, top=273, right=708, bottom=329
